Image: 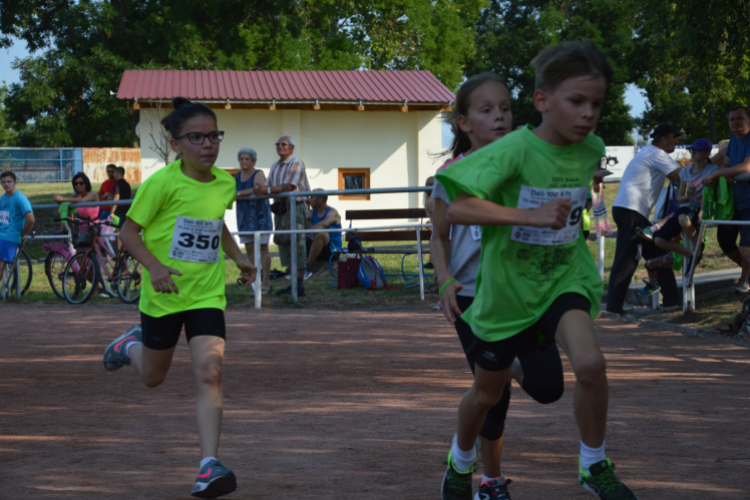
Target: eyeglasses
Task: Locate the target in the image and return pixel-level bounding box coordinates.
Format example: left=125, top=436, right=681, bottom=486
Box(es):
left=176, top=131, right=225, bottom=145
left=275, top=142, right=292, bottom=147
left=74, top=181, right=85, bottom=186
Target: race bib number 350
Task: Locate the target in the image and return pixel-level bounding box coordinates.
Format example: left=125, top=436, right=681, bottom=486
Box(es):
left=511, top=186, right=587, bottom=246
left=169, top=216, right=223, bottom=263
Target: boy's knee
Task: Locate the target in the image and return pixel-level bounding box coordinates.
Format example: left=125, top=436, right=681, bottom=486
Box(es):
left=679, top=215, right=690, bottom=227
left=141, top=372, right=167, bottom=388
left=471, top=387, right=502, bottom=410
left=573, top=353, right=606, bottom=386
left=654, top=237, right=665, bottom=247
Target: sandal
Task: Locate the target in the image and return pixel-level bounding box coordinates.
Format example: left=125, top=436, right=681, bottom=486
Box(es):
left=261, top=285, right=272, bottom=294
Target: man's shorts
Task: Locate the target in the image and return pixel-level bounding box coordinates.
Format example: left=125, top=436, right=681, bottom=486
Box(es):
left=467, top=293, right=591, bottom=372
left=655, top=206, right=700, bottom=242
left=737, top=206, right=750, bottom=248
left=0, top=239, right=20, bottom=264
left=239, top=233, right=271, bottom=245
left=140, top=308, right=226, bottom=350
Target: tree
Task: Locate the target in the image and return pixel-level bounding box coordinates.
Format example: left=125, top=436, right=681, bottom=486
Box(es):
left=635, top=0, right=750, bottom=142
left=0, top=84, right=18, bottom=146
left=4, top=0, right=486, bottom=147
left=465, top=0, right=638, bottom=145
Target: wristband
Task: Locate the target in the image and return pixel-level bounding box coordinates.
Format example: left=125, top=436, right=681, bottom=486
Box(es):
left=439, top=278, right=458, bottom=297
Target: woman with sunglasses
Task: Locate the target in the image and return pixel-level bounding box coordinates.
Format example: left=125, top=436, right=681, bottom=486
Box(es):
left=101, top=97, right=256, bottom=499
left=54, top=172, right=100, bottom=223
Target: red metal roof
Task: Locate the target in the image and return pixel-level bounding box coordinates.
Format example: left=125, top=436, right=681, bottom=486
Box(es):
left=117, top=70, right=454, bottom=104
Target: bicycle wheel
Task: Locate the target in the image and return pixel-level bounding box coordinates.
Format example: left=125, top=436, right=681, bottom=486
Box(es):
left=99, top=254, right=119, bottom=297
left=62, top=253, right=100, bottom=305
left=2, top=249, right=32, bottom=299
left=116, top=253, right=142, bottom=304
left=45, top=250, right=69, bottom=300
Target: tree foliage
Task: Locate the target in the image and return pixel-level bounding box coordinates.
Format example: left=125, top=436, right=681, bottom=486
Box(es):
left=635, top=0, right=750, bottom=142
left=3, top=0, right=486, bottom=147
left=465, top=0, right=639, bottom=145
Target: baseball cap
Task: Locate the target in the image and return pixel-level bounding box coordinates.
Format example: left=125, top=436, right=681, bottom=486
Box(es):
left=687, top=138, right=712, bottom=151
left=649, top=124, right=683, bottom=138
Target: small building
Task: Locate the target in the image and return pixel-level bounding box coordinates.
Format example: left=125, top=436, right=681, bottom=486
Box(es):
left=117, top=70, right=454, bottom=229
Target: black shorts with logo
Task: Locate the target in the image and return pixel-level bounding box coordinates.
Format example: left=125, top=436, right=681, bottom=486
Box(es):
left=140, top=308, right=226, bottom=350
left=468, top=293, right=591, bottom=372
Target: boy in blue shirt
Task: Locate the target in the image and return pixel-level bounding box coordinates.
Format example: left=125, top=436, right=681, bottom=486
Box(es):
left=437, top=41, right=637, bottom=500
left=0, top=171, right=35, bottom=277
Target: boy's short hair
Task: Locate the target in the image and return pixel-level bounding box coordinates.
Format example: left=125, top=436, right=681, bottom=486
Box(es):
left=0, top=171, right=16, bottom=182
left=532, top=40, right=613, bottom=92
left=116, top=167, right=126, bottom=176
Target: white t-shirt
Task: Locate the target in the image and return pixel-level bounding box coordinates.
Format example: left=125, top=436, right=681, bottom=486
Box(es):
left=613, top=144, right=680, bottom=218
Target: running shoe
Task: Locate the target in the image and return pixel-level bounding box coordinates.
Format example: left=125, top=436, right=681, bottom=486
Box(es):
left=579, top=458, right=638, bottom=500
left=736, top=279, right=750, bottom=293
left=191, top=458, right=237, bottom=499
left=634, top=226, right=654, bottom=241
left=474, top=478, right=512, bottom=500
left=441, top=435, right=479, bottom=500
left=304, top=268, right=313, bottom=280
left=637, top=280, right=660, bottom=297
left=102, top=325, right=142, bottom=371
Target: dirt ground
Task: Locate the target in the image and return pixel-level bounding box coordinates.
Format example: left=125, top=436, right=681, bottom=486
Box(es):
left=1, top=304, right=749, bottom=499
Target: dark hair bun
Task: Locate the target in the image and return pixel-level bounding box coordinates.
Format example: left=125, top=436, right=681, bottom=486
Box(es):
left=172, top=97, right=192, bottom=109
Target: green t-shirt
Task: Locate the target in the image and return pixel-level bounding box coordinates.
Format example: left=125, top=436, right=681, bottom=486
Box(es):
left=436, top=125, right=604, bottom=342
left=127, top=160, right=236, bottom=318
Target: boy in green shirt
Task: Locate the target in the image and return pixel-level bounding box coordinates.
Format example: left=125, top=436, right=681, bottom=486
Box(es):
left=436, top=41, right=637, bottom=500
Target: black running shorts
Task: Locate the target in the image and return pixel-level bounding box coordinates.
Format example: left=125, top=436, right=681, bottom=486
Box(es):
left=468, top=293, right=591, bottom=372
left=140, top=308, right=226, bottom=350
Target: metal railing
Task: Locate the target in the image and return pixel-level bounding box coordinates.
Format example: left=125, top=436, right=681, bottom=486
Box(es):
left=30, top=185, right=435, bottom=303
left=0, top=148, right=83, bottom=182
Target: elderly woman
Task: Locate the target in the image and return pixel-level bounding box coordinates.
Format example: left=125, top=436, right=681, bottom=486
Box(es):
left=54, top=172, right=100, bottom=223
left=235, top=147, right=273, bottom=293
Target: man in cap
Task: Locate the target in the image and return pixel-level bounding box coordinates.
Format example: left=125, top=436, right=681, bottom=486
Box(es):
left=606, top=124, right=683, bottom=314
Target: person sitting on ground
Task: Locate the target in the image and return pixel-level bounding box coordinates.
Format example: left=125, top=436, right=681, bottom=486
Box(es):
left=0, top=171, right=35, bottom=278
left=99, top=163, right=117, bottom=220
left=305, top=189, right=342, bottom=275
left=235, top=147, right=273, bottom=294
left=653, top=138, right=718, bottom=270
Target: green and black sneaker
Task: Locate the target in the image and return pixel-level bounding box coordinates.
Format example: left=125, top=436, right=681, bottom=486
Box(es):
left=441, top=435, right=478, bottom=500
left=579, top=458, right=639, bottom=500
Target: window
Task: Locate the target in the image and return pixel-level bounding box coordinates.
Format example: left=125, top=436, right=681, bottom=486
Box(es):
left=338, top=168, right=370, bottom=200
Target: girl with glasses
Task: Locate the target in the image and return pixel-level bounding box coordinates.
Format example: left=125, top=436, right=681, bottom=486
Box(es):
left=102, top=97, right=256, bottom=499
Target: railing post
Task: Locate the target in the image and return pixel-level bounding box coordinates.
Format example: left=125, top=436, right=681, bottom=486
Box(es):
left=254, top=231, right=262, bottom=309
left=15, top=251, right=21, bottom=299
left=290, top=195, right=298, bottom=300
left=597, top=235, right=605, bottom=281
left=417, top=227, right=424, bottom=301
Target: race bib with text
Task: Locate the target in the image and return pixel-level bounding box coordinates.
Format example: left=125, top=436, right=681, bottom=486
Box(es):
left=169, top=216, right=223, bottom=263
left=0, top=210, right=8, bottom=225
left=511, top=186, right=587, bottom=246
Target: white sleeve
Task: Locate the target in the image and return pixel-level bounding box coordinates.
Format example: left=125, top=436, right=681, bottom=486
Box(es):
left=654, top=150, right=680, bottom=175
left=432, top=180, right=450, bottom=204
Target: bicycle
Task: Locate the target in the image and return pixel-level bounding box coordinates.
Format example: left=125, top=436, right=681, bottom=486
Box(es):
left=56, top=217, right=142, bottom=304
left=0, top=237, right=33, bottom=300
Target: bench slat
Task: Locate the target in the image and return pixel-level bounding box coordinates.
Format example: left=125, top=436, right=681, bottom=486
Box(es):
left=346, top=208, right=427, bottom=220
left=354, top=230, right=431, bottom=241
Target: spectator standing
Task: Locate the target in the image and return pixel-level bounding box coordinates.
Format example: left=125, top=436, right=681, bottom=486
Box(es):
left=235, top=147, right=273, bottom=294
left=256, top=135, right=311, bottom=296
left=99, top=163, right=117, bottom=220
left=0, top=171, right=35, bottom=278
left=703, top=105, right=750, bottom=292
left=112, top=167, right=131, bottom=225
left=607, top=124, right=683, bottom=314
left=305, top=188, right=342, bottom=274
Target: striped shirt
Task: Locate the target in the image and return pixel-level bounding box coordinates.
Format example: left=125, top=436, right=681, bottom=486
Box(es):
left=265, top=155, right=310, bottom=203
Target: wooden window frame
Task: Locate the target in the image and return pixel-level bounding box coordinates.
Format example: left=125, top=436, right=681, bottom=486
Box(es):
left=338, top=168, right=370, bottom=200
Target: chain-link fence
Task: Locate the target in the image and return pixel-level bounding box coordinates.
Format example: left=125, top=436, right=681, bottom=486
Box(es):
left=0, top=148, right=83, bottom=182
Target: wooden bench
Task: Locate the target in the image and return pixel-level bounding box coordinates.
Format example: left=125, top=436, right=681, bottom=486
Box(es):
left=329, top=208, right=432, bottom=289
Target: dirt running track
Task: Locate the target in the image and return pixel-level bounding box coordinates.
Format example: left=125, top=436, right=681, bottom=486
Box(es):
left=1, top=304, right=749, bottom=499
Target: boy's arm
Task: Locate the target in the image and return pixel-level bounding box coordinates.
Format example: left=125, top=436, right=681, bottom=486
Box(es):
left=446, top=192, right=572, bottom=230
left=21, top=212, right=35, bottom=242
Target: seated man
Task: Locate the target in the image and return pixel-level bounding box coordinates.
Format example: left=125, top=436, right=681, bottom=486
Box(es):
left=306, top=189, right=342, bottom=276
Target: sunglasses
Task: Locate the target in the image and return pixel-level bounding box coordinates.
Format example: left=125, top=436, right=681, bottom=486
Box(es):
left=275, top=142, right=292, bottom=147
left=74, top=181, right=85, bottom=186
